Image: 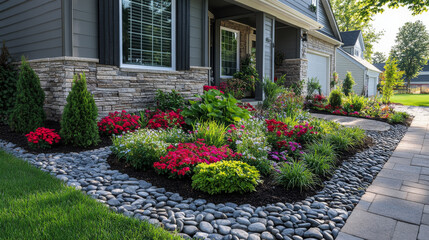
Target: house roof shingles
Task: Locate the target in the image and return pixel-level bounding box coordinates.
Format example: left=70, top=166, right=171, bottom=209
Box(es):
left=340, top=30, right=361, bottom=47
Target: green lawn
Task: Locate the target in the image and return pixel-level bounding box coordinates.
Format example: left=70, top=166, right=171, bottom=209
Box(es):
left=0, top=151, right=182, bottom=240
left=391, top=94, right=429, bottom=107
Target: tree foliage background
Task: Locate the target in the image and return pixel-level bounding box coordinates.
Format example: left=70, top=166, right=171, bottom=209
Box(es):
left=330, top=0, right=384, bottom=61
left=390, top=20, right=429, bottom=88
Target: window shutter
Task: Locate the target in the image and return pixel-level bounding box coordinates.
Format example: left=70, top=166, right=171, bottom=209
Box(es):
left=99, top=0, right=120, bottom=66
left=176, top=0, right=190, bottom=70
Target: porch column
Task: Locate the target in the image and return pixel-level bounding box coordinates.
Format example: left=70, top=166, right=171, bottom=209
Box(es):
left=214, top=19, right=221, bottom=86
left=255, top=12, right=275, bottom=100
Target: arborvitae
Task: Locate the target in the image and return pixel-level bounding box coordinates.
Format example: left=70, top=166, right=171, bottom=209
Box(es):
left=60, top=72, right=100, bottom=147
left=9, top=57, right=45, bottom=133
left=342, top=71, right=355, bottom=96
left=0, top=42, right=17, bottom=122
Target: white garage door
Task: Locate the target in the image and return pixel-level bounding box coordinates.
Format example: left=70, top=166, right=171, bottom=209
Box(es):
left=307, top=53, right=329, bottom=96
left=368, top=77, right=377, bottom=96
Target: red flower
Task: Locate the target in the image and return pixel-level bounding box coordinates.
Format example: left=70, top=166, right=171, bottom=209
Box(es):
left=147, top=109, right=185, bottom=130
left=153, top=141, right=240, bottom=177
left=26, top=128, right=61, bottom=149
left=98, top=110, right=141, bottom=135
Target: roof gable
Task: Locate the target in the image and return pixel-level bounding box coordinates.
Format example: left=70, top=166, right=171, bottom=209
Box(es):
left=317, top=0, right=342, bottom=41
left=340, top=31, right=360, bottom=47
left=337, top=48, right=381, bottom=73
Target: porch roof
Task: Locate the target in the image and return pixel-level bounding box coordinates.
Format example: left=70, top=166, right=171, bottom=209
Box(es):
left=232, top=0, right=323, bottom=31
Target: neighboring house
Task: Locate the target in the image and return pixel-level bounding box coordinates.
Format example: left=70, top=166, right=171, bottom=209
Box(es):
left=374, top=62, right=429, bottom=94
left=0, top=0, right=342, bottom=120
left=336, top=30, right=381, bottom=96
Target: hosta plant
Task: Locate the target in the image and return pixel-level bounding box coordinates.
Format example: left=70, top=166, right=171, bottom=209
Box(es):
left=181, top=89, right=250, bottom=125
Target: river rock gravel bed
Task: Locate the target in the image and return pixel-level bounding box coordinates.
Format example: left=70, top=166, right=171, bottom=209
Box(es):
left=0, top=124, right=407, bottom=240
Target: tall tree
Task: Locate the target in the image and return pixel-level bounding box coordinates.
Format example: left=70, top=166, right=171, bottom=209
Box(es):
left=391, top=20, right=429, bottom=91
left=372, top=51, right=387, bottom=64
left=330, top=0, right=384, bottom=61
left=360, top=0, right=429, bottom=18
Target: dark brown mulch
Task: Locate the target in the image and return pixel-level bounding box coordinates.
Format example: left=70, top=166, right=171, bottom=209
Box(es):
left=0, top=121, right=112, bottom=154
left=107, top=137, right=373, bottom=206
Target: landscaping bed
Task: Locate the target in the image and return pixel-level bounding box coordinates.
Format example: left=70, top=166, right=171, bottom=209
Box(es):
left=0, top=121, right=112, bottom=154
left=107, top=136, right=373, bottom=206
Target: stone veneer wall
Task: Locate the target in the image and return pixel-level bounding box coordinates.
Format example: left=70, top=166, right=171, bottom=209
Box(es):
left=27, top=57, right=209, bottom=120
left=275, top=58, right=308, bottom=88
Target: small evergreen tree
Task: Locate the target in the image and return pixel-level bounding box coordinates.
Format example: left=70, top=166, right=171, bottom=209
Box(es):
left=382, top=58, right=404, bottom=103
left=9, top=57, right=45, bottom=133
left=0, top=41, right=17, bottom=122
left=342, top=71, right=355, bottom=96
left=329, top=88, right=343, bottom=108
left=60, top=73, right=100, bottom=147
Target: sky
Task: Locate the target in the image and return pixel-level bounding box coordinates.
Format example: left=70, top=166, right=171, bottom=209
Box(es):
left=372, top=7, right=429, bottom=56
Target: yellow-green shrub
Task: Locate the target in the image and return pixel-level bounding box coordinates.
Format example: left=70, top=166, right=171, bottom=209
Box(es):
left=192, top=161, right=261, bottom=194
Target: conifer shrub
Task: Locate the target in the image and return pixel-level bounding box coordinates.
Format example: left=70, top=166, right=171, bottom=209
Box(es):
left=0, top=42, right=17, bottom=122
left=60, top=73, right=100, bottom=147
left=342, top=71, right=355, bottom=96
left=328, top=88, right=343, bottom=108
left=9, top=57, right=45, bottom=133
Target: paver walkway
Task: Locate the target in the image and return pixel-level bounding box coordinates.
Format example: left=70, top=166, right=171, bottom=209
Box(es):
left=337, top=106, right=429, bottom=240
left=310, top=113, right=391, bottom=131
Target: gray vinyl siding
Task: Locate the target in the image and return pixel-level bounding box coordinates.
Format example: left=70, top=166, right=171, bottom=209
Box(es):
left=264, top=16, right=274, bottom=79
left=279, top=0, right=316, bottom=20
left=189, top=0, right=203, bottom=66
left=317, top=0, right=334, bottom=37
left=0, top=0, right=63, bottom=60
left=72, top=0, right=98, bottom=58
left=336, top=51, right=365, bottom=95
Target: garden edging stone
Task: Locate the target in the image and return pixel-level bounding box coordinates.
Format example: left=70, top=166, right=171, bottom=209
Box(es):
left=0, top=124, right=406, bottom=240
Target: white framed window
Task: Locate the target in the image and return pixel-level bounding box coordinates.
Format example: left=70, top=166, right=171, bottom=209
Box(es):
left=120, top=0, right=176, bottom=70
left=220, top=27, right=240, bottom=78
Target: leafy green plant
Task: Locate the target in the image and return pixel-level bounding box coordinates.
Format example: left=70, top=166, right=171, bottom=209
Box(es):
left=309, top=118, right=341, bottom=136
left=232, top=119, right=272, bottom=175
left=381, top=58, right=404, bottom=103
left=275, top=161, right=316, bottom=191
left=191, top=121, right=228, bottom=147
left=0, top=42, right=17, bottom=123
left=262, top=75, right=286, bottom=109
left=269, top=90, right=304, bottom=118
left=9, top=57, right=45, bottom=133
left=328, top=88, right=343, bottom=108
left=60, top=73, right=100, bottom=147
left=388, top=111, right=409, bottom=124
left=111, top=128, right=169, bottom=169
left=342, top=72, right=355, bottom=96
left=302, top=152, right=334, bottom=176
left=305, top=140, right=336, bottom=161
left=192, top=161, right=262, bottom=194
left=340, top=127, right=366, bottom=147
left=290, top=79, right=305, bottom=96
left=344, top=94, right=367, bottom=112
left=233, top=56, right=259, bottom=92
left=331, top=72, right=339, bottom=89
left=219, top=78, right=247, bottom=99
left=307, top=77, right=321, bottom=99
left=326, top=132, right=353, bottom=151
left=181, top=89, right=250, bottom=125
left=155, top=89, right=185, bottom=111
